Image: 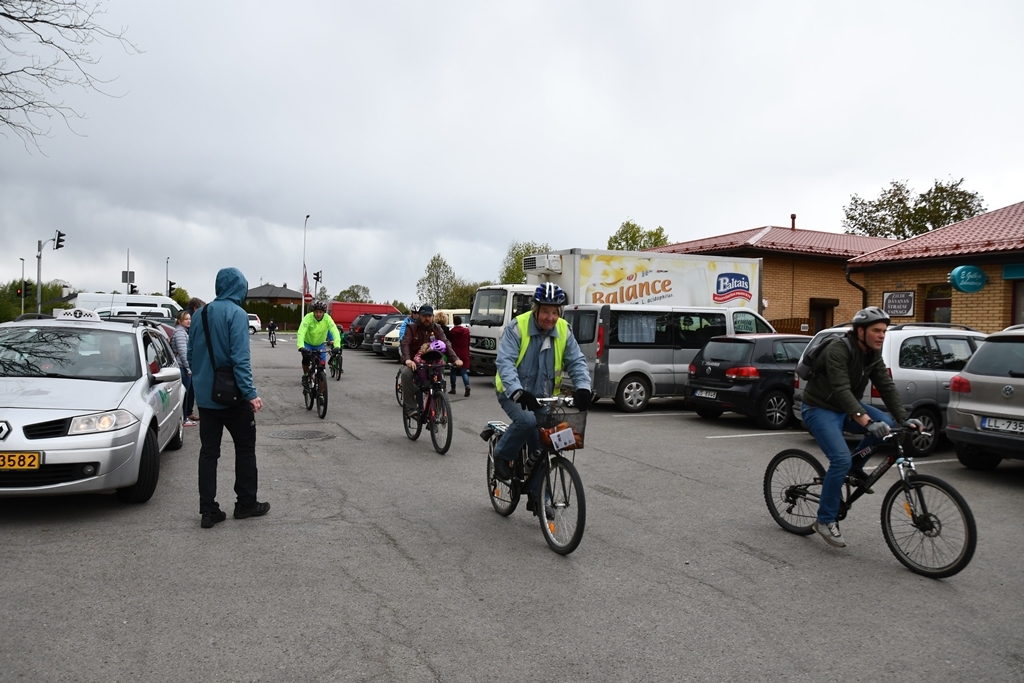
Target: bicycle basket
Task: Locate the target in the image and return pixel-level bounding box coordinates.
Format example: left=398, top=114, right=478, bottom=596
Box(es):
left=537, top=409, right=587, bottom=450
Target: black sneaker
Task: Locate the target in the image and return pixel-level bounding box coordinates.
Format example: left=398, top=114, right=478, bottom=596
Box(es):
left=201, top=510, right=227, bottom=529
left=464, top=386, right=471, bottom=397
left=233, top=501, right=270, bottom=519
left=492, top=458, right=513, bottom=482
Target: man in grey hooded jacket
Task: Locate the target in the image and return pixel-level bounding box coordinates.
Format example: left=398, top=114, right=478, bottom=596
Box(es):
left=188, top=267, right=268, bottom=529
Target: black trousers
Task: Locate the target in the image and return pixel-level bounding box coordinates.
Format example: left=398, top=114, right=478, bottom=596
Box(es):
left=198, top=403, right=258, bottom=513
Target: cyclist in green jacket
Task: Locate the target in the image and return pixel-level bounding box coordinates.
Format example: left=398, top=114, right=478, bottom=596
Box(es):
left=297, top=300, right=342, bottom=386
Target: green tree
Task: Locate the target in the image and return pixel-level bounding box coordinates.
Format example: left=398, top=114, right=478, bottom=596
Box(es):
left=316, top=285, right=329, bottom=301
left=842, top=178, right=986, bottom=240
left=606, top=219, right=670, bottom=251
left=171, top=288, right=191, bottom=309
left=444, top=277, right=486, bottom=309
left=499, top=240, right=551, bottom=284
left=416, top=253, right=457, bottom=306
left=391, top=300, right=409, bottom=314
left=335, top=284, right=372, bottom=302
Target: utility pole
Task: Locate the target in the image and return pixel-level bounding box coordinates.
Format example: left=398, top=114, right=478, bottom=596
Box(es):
left=19, top=257, right=25, bottom=316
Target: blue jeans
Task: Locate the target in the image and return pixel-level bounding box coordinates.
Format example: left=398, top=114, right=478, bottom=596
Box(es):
left=180, top=368, right=194, bottom=419
left=493, top=392, right=548, bottom=501
left=801, top=402, right=896, bottom=524
left=450, top=366, right=470, bottom=390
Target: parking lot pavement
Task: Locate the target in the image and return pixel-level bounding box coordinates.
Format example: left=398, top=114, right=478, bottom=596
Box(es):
left=3, top=340, right=1024, bottom=682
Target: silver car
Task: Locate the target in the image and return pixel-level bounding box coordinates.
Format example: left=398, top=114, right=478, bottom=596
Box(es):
left=793, top=322, right=986, bottom=456
left=946, top=326, right=1024, bottom=470
left=0, top=309, right=184, bottom=502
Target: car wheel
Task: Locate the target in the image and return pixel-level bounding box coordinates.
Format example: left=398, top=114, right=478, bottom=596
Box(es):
left=903, top=407, right=939, bottom=457
left=115, top=428, right=161, bottom=503
left=954, top=443, right=1002, bottom=471
left=614, top=374, right=650, bottom=413
left=756, top=389, right=791, bottom=430
left=695, top=407, right=723, bottom=419
left=166, top=416, right=184, bottom=451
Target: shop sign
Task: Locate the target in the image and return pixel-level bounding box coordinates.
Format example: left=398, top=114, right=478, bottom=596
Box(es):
left=882, top=291, right=915, bottom=317
left=948, top=265, right=987, bottom=293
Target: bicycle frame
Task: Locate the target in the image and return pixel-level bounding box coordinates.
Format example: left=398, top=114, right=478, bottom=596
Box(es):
left=817, top=430, right=924, bottom=520
left=414, top=363, right=448, bottom=415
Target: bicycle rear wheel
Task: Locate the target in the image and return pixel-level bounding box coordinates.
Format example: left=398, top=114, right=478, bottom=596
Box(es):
left=329, top=356, right=337, bottom=379
left=880, top=474, right=977, bottom=579
left=539, top=455, right=586, bottom=555
left=404, top=392, right=423, bottom=440
left=429, top=392, right=453, bottom=454
left=316, top=370, right=328, bottom=419
left=763, top=449, right=825, bottom=536
left=487, top=434, right=519, bottom=516
left=333, top=354, right=342, bottom=380
left=303, top=372, right=314, bottom=410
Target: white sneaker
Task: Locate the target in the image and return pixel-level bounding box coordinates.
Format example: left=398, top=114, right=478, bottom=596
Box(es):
left=812, top=520, right=847, bottom=548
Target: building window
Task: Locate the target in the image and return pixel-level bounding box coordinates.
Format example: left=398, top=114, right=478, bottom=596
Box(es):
left=924, top=284, right=951, bottom=324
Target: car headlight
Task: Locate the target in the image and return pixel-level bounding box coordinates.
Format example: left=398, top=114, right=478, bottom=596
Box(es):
left=69, top=410, right=139, bottom=435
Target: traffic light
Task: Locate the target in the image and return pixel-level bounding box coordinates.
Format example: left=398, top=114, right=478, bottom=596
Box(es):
left=313, top=270, right=323, bottom=284
left=16, top=286, right=23, bottom=298
left=23, top=281, right=32, bottom=299
left=129, top=284, right=139, bottom=294
left=54, top=231, right=66, bottom=250
left=167, top=281, right=176, bottom=297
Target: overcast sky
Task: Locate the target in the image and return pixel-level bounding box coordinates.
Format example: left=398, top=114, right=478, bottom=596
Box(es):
left=2, top=1, right=1023, bottom=304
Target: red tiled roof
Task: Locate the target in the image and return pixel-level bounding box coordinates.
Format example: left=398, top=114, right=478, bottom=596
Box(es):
left=848, top=200, right=1024, bottom=265
left=649, top=226, right=896, bottom=258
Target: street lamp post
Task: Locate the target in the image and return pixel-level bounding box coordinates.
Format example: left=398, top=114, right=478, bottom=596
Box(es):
left=165, top=257, right=169, bottom=297
left=301, top=214, right=310, bottom=318
left=19, top=257, right=25, bottom=316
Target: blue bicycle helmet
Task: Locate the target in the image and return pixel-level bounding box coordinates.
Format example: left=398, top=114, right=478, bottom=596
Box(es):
left=533, top=282, right=567, bottom=306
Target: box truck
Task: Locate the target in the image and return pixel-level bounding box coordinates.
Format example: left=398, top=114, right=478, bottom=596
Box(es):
left=468, top=248, right=764, bottom=374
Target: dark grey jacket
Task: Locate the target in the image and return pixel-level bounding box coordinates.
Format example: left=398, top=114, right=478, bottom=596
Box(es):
left=802, top=332, right=907, bottom=422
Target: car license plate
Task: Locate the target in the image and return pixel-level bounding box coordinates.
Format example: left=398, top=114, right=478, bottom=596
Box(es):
left=981, top=417, right=1024, bottom=434
left=0, top=452, right=42, bottom=470
left=694, top=389, right=717, bottom=399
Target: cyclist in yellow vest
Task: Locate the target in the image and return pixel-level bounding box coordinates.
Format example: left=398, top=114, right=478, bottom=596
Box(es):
left=492, top=283, right=592, bottom=482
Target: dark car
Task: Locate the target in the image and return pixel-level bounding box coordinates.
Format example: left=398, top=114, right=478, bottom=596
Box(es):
left=359, top=314, right=388, bottom=351
left=347, top=313, right=375, bottom=349
left=371, top=315, right=405, bottom=355
left=686, top=333, right=811, bottom=429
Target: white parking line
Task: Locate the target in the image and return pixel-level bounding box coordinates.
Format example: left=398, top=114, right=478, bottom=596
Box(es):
left=705, top=432, right=797, bottom=439
left=611, top=413, right=684, bottom=418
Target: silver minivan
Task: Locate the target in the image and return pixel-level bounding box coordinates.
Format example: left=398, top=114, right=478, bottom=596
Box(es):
left=561, top=303, right=774, bottom=412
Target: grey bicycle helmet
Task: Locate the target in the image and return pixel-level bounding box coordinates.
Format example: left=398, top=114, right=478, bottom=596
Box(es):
left=851, top=306, right=890, bottom=328
left=311, top=299, right=328, bottom=312
left=534, top=282, right=567, bottom=306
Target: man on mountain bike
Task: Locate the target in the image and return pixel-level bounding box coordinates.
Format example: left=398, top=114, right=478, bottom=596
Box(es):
left=801, top=306, right=922, bottom=548
left=491, top=283, right=592, bottom=483
left=400, top=304, right=462, bottom=418
left=296, top=299, right=342, bottom=386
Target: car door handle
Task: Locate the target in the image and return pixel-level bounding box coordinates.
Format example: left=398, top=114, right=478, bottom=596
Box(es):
left=942, top=382, right=950, bottom=389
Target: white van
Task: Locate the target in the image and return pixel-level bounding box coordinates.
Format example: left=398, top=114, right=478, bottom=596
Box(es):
left=561, top=303, right=775, bottom=412
left=73, top=293, right=182, bottom=318
left=95, top=306, right=170, bottom=319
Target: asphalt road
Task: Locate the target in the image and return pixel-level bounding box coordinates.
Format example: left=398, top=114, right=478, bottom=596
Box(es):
left=3, top=335, right=1024, bottom=682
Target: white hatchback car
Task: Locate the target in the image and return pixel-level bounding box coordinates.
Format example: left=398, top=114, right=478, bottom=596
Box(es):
left=0, top=309, right=184, bottom=503
left=247, top=313, right=261, bottom=335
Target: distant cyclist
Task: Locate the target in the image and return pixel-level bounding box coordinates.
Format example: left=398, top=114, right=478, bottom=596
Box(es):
left=296, top=300, right=341, bottom=387
left=801, top=306, right=922, bottom=548
left=491, top=283, right=592, bottom=483
left=267, top=319, right=278, bottom=343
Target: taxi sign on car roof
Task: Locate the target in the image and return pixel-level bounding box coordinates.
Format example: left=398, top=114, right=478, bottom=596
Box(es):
left=53, top=308, right=103, bottom=321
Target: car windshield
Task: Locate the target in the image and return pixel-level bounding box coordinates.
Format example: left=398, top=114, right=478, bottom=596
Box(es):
left=470, top=289, right=508, bottom=326
left=964, top=337, right=1024, bottom=378
left=0, top=326, right=140, bottom=381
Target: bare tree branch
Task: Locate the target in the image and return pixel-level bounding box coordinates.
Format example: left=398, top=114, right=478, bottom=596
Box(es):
left=0, top=0, right=140, bottom=148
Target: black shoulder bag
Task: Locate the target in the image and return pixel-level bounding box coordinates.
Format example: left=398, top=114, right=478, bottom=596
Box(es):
left=202, top=305, right=243, bottom=405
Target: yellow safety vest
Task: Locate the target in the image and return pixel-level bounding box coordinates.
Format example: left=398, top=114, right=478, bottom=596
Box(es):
left=495, top=312, right=569, bottom=395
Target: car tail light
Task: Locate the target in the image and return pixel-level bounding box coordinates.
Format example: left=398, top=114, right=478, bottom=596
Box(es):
left=596, top=325, right=604, bottom=359
left=869, top=368, right=891, bottom=399
left=725, top=366, right=760, bottom=379
left=688, top=363, right=697, bottom=376
left=793, top=376, right=800, bottom=389
left=950, top=375, right=971, bottom=394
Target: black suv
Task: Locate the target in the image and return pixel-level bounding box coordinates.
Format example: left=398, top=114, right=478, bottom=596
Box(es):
left=687, top=333, right=811, bottom=429
left=347, top=313, right=375, bottom=349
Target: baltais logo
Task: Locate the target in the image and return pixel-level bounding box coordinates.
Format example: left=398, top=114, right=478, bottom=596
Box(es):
left=0, top=421, right=10, bottom=441
left=713, top=273, right=752, bottom=303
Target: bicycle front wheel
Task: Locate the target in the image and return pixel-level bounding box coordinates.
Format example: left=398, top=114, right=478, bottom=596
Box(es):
left=429, top=392, right=453, bottom=454
left=540, top=456, right=586, bottom=555
left=304, top=373, right=315, bottom=410
left=316, top=370, right=328, bottom=419
left=404, top=395, right=423, bottom=441
left=329, top=357, right=337, bottom=379
left=764, top=449, right=825, bottom=536
left=881, top=474, right=977, bottom=579
left=394, top=368, right=404, bottom=408
left=333, top=355, right=342, bottom=381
